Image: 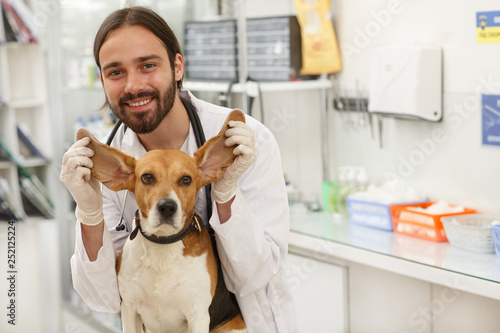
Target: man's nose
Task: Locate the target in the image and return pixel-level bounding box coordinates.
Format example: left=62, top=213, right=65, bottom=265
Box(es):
left=124, top=71, right=146, bottom=94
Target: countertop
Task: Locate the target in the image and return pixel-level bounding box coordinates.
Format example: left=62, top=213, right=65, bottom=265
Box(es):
left=288, top=205, right=500, bottom=300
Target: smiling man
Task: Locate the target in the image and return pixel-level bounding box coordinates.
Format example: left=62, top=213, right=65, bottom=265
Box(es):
left=60, top=6, right=296, bottom=332
left=98, top=24, right=188, bottom=150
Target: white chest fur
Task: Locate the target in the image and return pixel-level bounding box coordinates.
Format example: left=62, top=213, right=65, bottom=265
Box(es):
left=118, top=236, right=213, bottom=333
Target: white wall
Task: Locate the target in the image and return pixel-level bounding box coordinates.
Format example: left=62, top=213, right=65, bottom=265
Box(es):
left=330, top=0, right=500, bottom=213
left=247, top=0, right=500, bottom=213
left=0, top=220, right=61, bottom=333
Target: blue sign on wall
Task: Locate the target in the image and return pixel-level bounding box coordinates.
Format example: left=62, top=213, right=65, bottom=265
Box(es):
left=477, top=11, right=500, bottom=43
left=482, top=94, right=500, bottom=146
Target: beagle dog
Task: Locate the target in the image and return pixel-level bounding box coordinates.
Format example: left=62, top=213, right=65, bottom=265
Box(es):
left=77, top=110, right=247, bottom=333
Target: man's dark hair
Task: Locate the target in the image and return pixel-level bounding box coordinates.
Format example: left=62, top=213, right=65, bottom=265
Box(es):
left=94, top=6, right=183, bottom=90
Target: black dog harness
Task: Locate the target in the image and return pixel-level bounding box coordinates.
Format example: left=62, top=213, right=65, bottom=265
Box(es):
left=129, top=210, right=202, bottom=244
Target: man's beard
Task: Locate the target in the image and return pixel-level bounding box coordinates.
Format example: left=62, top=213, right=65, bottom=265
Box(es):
left=108, top=77, right=177, bottom=134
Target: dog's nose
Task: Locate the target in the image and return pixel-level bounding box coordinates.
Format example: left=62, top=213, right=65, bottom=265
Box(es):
left=157, top=198, right=177, bottom=220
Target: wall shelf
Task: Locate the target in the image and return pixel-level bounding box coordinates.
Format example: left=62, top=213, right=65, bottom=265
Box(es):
left=184, top=77, right=331, bottom=93
left=0, top=161, right=13, bottom=169
left=11, top=99, right=46, bottom=109
left=0, top=39, right=54, bottom=220
left=19, top=157, right=51, bottom=168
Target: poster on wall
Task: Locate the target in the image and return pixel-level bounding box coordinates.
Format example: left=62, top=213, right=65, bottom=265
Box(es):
left=293, top=0, right=342, bottom=75
left=482, top=94, right=500, bottom=147
left=477, top=11, right=500, bottom=43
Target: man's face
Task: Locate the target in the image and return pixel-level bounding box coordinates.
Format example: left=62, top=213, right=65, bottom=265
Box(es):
left=98, top=25, right=183, bottom=134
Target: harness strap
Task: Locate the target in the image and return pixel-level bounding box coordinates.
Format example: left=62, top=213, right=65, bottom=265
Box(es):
left=180, top=97, right=214, bottom=236
left=208, top=236, right=242, bottom=330
left=179, top=98, right=241, bottom=328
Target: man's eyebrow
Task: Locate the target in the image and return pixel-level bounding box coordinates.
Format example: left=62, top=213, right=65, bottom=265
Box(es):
left=101, top=55, right=164, bottom=72
left=102, top=61, right=121, bottom=73
left=137, top=54, right=163, bottom=63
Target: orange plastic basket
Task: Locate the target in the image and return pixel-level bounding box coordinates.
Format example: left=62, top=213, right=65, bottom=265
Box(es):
left=390, top=202, right=476, bottom=242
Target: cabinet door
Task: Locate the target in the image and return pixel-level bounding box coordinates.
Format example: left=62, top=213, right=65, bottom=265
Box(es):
left=286, top=252, right=348, bottom=333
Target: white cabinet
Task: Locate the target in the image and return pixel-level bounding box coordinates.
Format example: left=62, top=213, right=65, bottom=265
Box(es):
left=289, top=212, right=500, bottom=333
left=286, top=252, right=348, bottom=333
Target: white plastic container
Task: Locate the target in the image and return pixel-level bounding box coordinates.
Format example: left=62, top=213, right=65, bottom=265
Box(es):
left=441, top=214, right=498, bottom=254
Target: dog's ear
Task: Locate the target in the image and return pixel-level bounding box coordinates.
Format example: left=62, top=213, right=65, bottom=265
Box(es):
left=194, top=109, right=245, bottom=190
left=76, top=128, right=136, bottom=192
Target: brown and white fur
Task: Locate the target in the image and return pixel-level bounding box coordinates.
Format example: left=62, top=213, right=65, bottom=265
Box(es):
left=77, top=110, right=247, bottom=333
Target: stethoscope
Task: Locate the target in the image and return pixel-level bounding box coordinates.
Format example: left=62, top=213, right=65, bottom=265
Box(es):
left=104, top=97, right=212, bottom=232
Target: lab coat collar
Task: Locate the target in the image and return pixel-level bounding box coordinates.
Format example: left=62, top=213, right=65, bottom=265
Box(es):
left=121, top=128, right=147, bottom=160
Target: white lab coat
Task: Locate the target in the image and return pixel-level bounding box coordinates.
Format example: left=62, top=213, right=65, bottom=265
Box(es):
left=70, top=90, right=296, bottom=332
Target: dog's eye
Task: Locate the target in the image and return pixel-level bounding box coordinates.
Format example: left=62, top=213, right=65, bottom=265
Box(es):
left=141, top=173, right=155, bottom=185
left=180, top=175, right=192, bottom=186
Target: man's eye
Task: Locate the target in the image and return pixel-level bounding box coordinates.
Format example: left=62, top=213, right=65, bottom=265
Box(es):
left=141, top=173, right=155, bottom=184
left=108, top=70, right=122, bottom=77
left=179, top=176, right=192, bottom=186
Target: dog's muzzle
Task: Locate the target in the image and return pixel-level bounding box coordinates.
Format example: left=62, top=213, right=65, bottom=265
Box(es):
left=157, top=198, right=177, bottom=223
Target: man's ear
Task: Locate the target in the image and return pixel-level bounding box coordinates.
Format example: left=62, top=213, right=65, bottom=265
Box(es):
left=174, top=53, right=184, bottom=82
left=193, top=109, right=245, bottom=190
left=76, top=128, right=136, bottom=192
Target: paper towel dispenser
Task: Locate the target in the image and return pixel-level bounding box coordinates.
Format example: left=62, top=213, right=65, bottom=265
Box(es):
left=368, top=44, right=442, bottom=122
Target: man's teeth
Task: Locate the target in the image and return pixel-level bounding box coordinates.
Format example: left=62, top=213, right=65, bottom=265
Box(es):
left=129, top=98, right=152, bottom=107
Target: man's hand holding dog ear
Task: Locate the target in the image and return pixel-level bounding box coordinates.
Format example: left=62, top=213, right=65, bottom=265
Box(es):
left=60, top=137, right=104, bottom=226
left=212, top=120, right=256, bottom=205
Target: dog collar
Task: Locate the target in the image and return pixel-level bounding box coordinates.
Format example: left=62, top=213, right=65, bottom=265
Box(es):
left=129, top=210, right=202, bottom=244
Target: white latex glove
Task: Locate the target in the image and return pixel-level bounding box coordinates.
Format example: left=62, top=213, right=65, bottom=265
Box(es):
left=60, top=137, right=104, bottom=226
left=212, top=120, right=256, bottom=204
